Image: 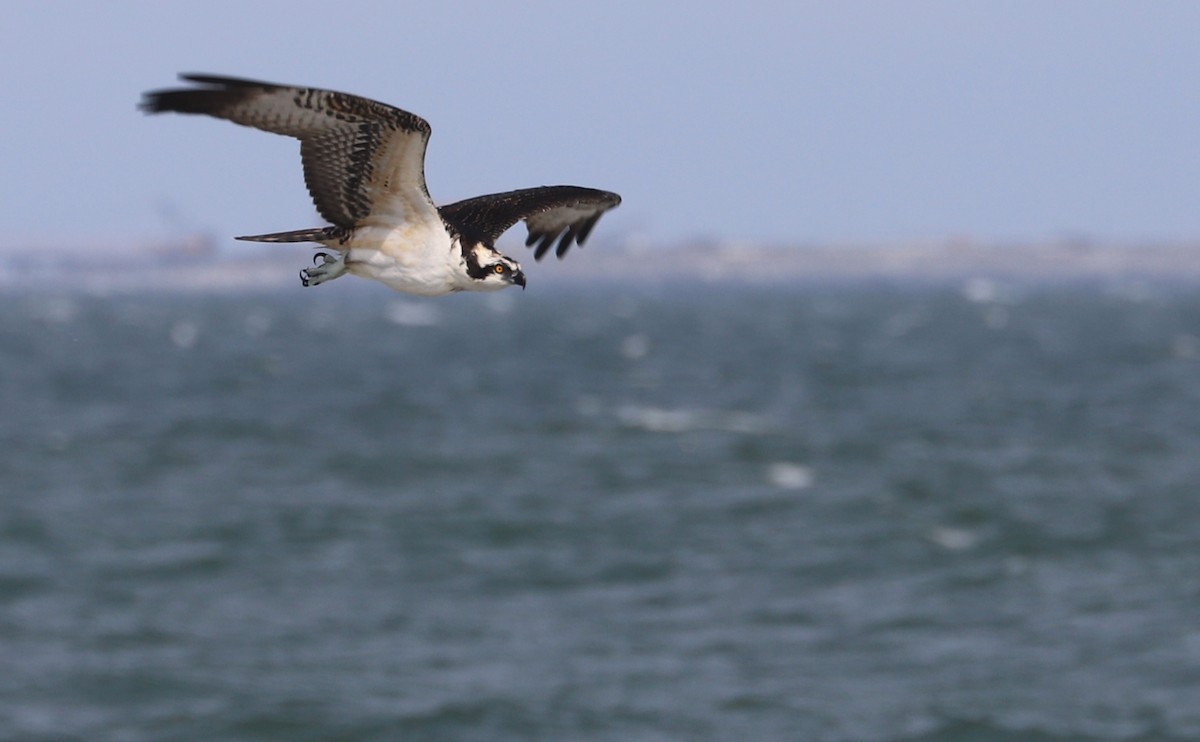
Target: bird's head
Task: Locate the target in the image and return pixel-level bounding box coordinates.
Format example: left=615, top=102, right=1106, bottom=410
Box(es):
left=468, top=245, right=526, bottom=291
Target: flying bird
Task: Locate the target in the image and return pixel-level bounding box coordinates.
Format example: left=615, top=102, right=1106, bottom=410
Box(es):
left=140, top=74, right=621, bottom=295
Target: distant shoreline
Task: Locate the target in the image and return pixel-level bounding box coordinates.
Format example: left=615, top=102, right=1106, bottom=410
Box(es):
left=5, top=238, right=1200, bottom=293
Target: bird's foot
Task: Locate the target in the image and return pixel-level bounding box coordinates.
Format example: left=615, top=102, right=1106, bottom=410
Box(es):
left=300, top=251, right=347, bottom=287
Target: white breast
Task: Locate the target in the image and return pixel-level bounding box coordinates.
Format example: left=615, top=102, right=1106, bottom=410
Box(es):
left=342, top=222, right=463, bottom=296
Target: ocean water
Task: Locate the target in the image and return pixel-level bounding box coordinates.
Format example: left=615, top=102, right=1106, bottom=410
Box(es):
left=2, top=281, right=1200, bottom=741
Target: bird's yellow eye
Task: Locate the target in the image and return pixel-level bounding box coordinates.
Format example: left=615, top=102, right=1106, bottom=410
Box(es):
left=495, top=264, right=506, bottom=274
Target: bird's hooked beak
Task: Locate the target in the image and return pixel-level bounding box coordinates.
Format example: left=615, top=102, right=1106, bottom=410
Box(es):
left=512, top=269, right=526, bottom=289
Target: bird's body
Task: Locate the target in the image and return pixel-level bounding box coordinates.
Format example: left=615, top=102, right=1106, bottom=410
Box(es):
left=312, top=222, right=463, bottom=297
left=140, top=74, right=621, bottom=295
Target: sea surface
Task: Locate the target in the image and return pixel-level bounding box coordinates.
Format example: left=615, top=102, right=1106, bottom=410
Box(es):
left=2, top=280, right=1200, bottom=741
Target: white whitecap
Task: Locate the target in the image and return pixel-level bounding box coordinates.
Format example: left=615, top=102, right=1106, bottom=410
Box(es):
left=170, top=320, right=199, bottom=349
left=384, top=301, right=440, bottom=327
left=621, top=334, right=651, bottom=360
left=962, top=277, right=999, bottom=303
left=617, top=405, right=697, bottom=433
left=766, top=462, right=815, bottom=490
left=615, top=404, right=774, bottom=435
left=926, top=526, right=978, bottom=551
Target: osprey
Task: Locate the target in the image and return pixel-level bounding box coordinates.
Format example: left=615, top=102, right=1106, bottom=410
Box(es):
left=140, top=74, right=621, bottom=295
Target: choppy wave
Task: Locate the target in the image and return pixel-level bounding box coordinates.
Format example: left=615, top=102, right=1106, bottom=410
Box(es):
left=3, top=285, right=1200, bottom=740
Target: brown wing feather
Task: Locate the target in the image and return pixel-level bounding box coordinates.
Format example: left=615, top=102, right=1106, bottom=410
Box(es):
left=140, top=74, right=433, bottom=229
left=438, top=186, right=621, bottom=260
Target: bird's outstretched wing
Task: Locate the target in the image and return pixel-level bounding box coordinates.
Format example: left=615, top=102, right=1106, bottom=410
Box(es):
left=140, top=74, right=436, bottom=230
left=439, top=186, right=622, bottom=260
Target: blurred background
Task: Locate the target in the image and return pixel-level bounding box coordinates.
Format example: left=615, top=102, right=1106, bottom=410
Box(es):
left=4, top=1, right=1200, bottom=247
left=3, top=2, right=1200, bottom=740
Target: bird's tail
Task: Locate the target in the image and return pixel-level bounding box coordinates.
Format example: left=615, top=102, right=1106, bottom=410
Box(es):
left=235, top=227, right=343, bottom=244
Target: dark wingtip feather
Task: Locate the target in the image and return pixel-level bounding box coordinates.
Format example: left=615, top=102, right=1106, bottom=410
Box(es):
left=178, top=73, right=230, bottom=85
left=554, top=226, right=578, bottom=259
left=533, top=233, right=556, bottom=261
left=139, top=88, right=213, bottom=116
left=140, top=74, right=277, bottom=115
left=177, top=73, right=276, bottom=89
left=574, top=214, right=601, bottom=246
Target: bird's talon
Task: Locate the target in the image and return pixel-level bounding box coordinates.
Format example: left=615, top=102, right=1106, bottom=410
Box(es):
left=300, top=269, right=310, bottom=287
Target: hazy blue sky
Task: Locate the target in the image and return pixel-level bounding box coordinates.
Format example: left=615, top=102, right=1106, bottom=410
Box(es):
left=3, top=1, right=1199, bottom=249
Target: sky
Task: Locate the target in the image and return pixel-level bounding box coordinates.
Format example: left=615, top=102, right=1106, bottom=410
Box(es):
left=3, top=1, right=1200, bottom=250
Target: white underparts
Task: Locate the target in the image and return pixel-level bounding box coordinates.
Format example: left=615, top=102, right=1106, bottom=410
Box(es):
left=297, top=222, right=516, bottom=296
